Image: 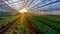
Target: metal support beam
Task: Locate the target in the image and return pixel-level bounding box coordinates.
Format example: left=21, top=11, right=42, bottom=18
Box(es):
left=35, top=0, right=60, bottom=9
left=27, top=0, right=35, bottom=7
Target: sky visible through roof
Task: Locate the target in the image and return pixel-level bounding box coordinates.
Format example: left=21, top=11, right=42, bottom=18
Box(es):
left=0, top=0, right=60, bottom=12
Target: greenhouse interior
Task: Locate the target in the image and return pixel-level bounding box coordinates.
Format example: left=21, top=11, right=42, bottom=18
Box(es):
left=0, top=0, right=60, bottom=34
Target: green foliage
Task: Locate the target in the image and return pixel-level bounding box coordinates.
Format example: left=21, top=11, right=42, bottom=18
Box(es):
left=0, top=15, right=20, bottom=29
left=26, top=15, right=60, bottom=34
left=12, top=16, right=27, bottom=34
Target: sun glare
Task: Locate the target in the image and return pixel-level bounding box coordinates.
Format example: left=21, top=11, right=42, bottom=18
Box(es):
left=19, top=8, right=27, bottom=13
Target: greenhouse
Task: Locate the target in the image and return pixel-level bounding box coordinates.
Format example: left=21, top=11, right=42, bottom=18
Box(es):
left=0, top=0, right=60, bottom=34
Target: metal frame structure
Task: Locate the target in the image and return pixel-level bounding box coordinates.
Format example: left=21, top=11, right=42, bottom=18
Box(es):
left=0, top=0, right=60, bottom=12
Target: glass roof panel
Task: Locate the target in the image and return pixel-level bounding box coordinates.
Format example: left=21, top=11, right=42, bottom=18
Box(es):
left=0, top=0, right=60, bottom=11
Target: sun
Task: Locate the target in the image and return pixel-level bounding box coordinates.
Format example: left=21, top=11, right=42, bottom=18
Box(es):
left=19, top=8, right=27, bottom=13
